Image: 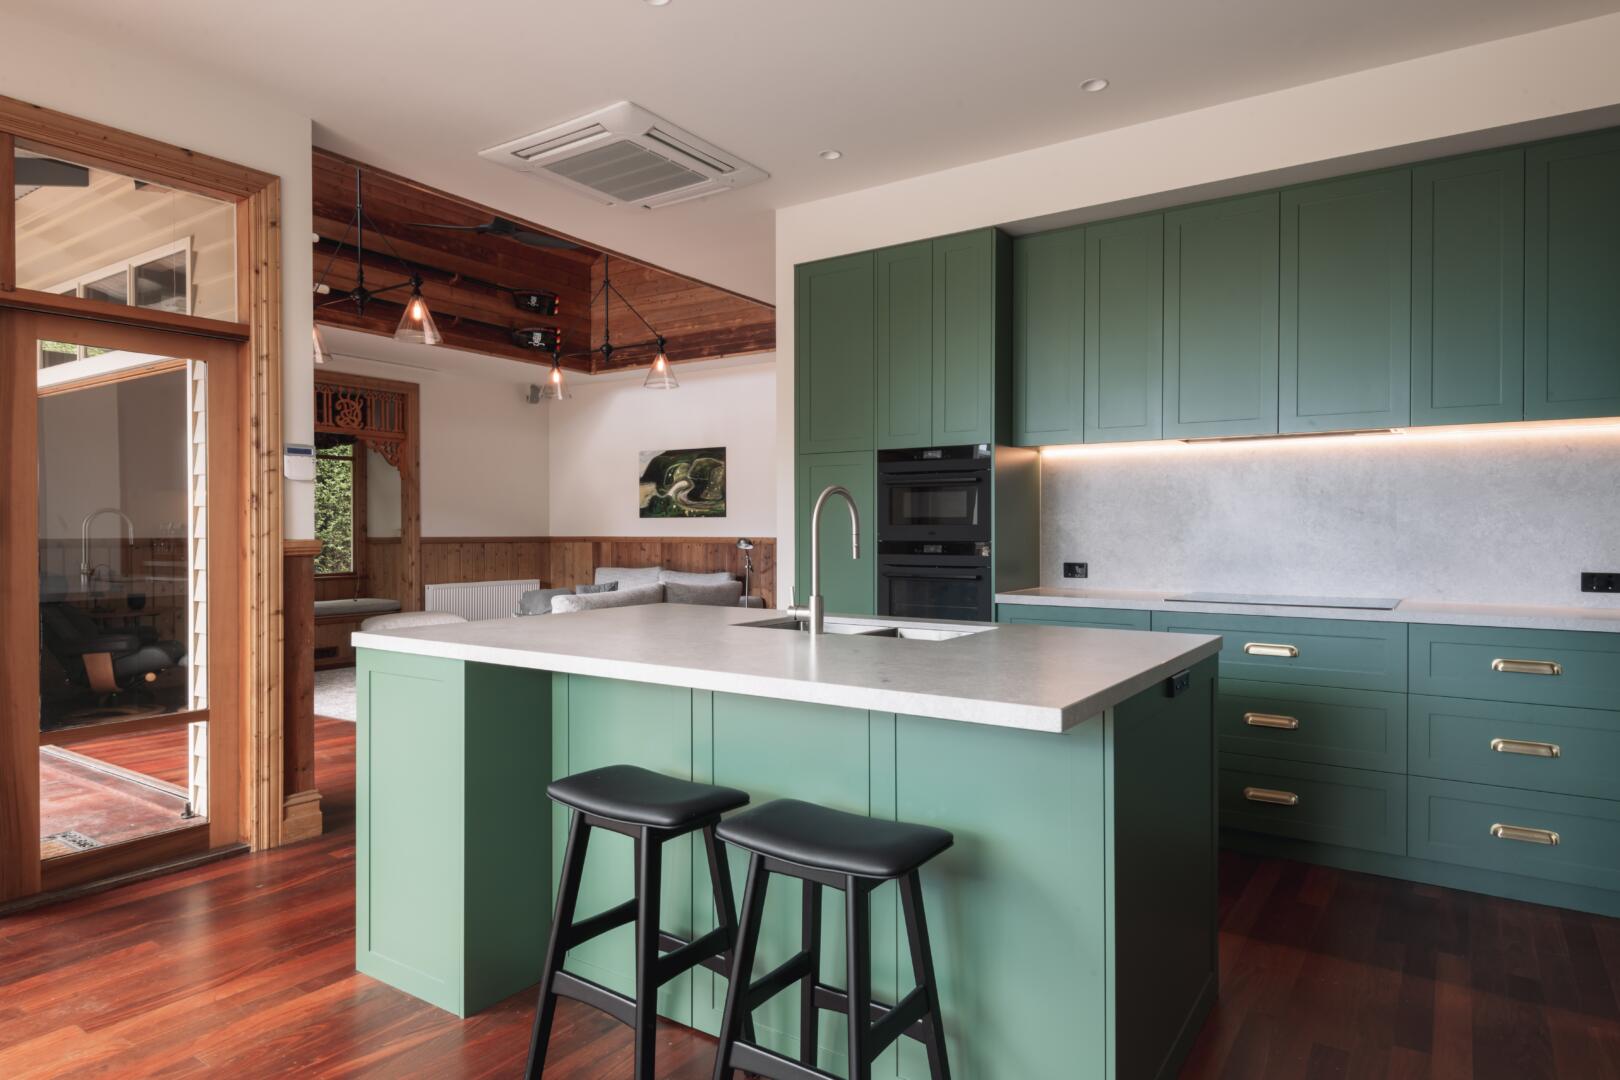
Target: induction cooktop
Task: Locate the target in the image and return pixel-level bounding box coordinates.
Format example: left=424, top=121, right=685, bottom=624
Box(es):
left=1163, top=592, right=1402, bottom=611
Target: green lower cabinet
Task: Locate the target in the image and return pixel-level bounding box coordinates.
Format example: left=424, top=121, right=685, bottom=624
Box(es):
left=1011, top=227, right=1086, bottom=446
left=1151, top=611, right=1407, bottom=693
left=1408, top=777, right=1620, bottom=893
left=1219, top=754, right=1407, bottom=855
left=996, top=603, right=1152, bottom=631
left=1085, top=214, right=1164, bottom=443
left=1408, top=623, right=1620, bottom=711
left=1216, top=680, right=1406, bottom=772
left=1526, top=130, right=1620, bottom=420
left=1408, top=694, right=1620, bottom=802
left=795, top=451, right=876, bottom=615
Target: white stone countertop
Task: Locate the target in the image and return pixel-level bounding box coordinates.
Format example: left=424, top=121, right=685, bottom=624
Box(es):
left=996, top=587, right=1620, bottom=634
left=352, top=603, right=1222, bottom=734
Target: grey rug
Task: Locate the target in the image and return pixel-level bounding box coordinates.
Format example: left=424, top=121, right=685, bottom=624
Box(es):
left=314, top=666, right=357, bottom=722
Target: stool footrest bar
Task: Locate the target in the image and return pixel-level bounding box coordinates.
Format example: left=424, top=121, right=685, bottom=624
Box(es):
left=811, top=983, right=931, bottom=1043
left=657, top=930, right=732, bottom=978
left=744, top=950, right=814, bottom=1011
left=655, top=926, right=731, bottom=983
left=561, top=897, right=637, bottom=951
left=730, top=1040, right=838, bottom=1080
left=551, top=971, right=636, bottom=1028
left=869, top=986, right=930, bottom=1053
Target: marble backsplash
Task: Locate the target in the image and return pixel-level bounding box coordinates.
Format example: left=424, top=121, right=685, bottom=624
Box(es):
left=1037, top=424, right=1620, bottom=608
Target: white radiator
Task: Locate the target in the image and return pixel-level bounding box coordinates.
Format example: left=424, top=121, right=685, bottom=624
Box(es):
left=425, top=579, right=539, bottom=620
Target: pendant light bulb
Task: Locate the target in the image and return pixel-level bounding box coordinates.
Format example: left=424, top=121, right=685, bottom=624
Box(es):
left=537, top=353, right=570, bottom=400
left=394, top=278, right=442, bottom=346
left=643, top=338, right=679, bottom=390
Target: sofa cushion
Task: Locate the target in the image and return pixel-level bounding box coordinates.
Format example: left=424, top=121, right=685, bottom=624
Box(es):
left=575, top=580, right=619, bottom=595
left=594, top=566, right=662, bottom=588
left=516, top=587, right=573, bottom=616
left=659, top=569, right=737, bottom=587
left=665, top=579, right=744, bottom=607
left=361, top=611, right=469, bottom=632
left=551, top=582, right=664, bottom=614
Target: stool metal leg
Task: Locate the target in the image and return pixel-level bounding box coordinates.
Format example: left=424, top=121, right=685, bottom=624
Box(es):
left=845, top=876, right=873, bottom=1080
left=798, top=879, right=821, bottom=1067
left=712, top=852, right=769, bottom=1080
left=525, top=811, right=592, bottom=1079
left=633, top=826, right=664, bottom=1080
left=701, top=827, right=757, bottom=1048
left=900, top=871, right=952, bottom=1080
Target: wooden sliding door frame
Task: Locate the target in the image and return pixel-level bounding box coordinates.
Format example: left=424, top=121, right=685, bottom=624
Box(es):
left=0, top=93, right=286, bottom=904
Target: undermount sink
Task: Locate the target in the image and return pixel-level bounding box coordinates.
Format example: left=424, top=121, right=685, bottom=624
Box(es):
left=739, top=616, right=991, bottom=641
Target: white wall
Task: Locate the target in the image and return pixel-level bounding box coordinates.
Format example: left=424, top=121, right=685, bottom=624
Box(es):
left=771, top=13, right=1620, bottom=602
left=2, top=8, right=316, bottom=539
left=547, top=355, right=777, bottom=538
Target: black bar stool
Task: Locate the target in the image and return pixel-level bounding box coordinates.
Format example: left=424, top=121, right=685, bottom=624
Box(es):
left=711, top=799, right=954, bottom=1080
left=526, top=764, right=751, bottom=1079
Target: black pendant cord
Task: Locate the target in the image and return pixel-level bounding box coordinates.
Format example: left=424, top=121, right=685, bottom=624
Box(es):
left=313, top=168, right=421, bottom=315
left=558, top=254, right=665, bottom=363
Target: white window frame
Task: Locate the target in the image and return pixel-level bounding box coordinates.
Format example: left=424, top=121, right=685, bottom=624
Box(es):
left=40, top=238, right=194, bottom=367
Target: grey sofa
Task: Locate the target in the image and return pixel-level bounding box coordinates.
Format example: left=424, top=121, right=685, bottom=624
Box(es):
left=520, top=567, right=762, bottom=616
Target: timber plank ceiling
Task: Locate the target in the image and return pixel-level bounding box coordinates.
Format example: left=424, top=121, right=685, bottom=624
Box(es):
left=312, top=149, right=773, bottom=372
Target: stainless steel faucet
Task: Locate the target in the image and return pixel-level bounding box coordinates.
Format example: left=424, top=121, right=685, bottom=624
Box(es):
left=80, top=507, right=135, bottom=588
left=788, top=485, right=861, bottom=634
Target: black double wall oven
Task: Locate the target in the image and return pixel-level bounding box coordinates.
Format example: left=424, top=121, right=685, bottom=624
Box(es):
left=876, top=445, right=994, bottom=623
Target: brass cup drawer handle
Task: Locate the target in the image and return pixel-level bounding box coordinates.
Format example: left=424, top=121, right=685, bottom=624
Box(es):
left=1492, top=658, right=1563, bottom=677
left=1245, top=712, right=1300, bottom=730
left=1243, top=786, right=1299, bottom=807
left=1490, top=823, right=1560, bottom=846
left=1490, top=737, right=1561, bottom=759
left=1244, top=642, right=1300, bottom=659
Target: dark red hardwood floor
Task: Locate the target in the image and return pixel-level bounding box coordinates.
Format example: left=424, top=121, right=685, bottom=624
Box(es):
left=3, top=718, right=1619, bottom=1078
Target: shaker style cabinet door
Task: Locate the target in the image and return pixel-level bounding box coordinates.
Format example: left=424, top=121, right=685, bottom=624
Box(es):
left=875, top=240, right=934, bottom=449
left=1280, top=170, right=1411, bottom=432
left=795, top=252, right=876, bottom=454
left=1163, top=193, right=1280, bottom=438
left=1011, top=227, right=1085, bottom=446
left=795, top=451, right=876, bottom=615
left=1412, top=149, right=1525, bottom=426
left=1084, top=214, right=1164, bottom=443
left=1526, top=130, right=1620, bottom=420
left=932, top=228, right=1004, bottom=447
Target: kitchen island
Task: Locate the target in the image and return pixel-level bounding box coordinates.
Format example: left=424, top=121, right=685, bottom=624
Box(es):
left=352, top=604, right=1222, bottom=1080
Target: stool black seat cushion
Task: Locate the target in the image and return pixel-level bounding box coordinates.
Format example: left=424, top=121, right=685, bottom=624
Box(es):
left=716, top=799, right=953, bottom=879
left=546, top=765, right=749, bottom=829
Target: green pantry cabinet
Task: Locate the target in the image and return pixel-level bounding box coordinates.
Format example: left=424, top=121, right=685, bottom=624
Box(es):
left=794, top=229, right=1010, bottom=613
left=998, top=603, right=1620, bottom=917
left=1006, top=128, right=1620, bottom=446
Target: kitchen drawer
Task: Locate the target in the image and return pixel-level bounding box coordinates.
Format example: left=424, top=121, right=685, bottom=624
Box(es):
left=1153, top=612, right=1407, bottom=692
left=1409, top=694, right=1620, bottom=801
left=996, top=603, right=1152, bottom=631
left=1217, top=681, right=1406, bottom=772
left=1409, top=776, right=1620, bottom=893
left=1409, top=624, right=1620, bottom=710
left=1219, top=754, right=1406, bottom=855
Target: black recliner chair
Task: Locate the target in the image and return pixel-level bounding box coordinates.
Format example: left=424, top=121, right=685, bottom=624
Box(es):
left=39, top=601, right=186, bottom=700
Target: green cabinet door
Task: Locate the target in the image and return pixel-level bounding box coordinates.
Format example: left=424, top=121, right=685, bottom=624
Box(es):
left=1084, top=214, right=1164, bottom=442
left=1412, top=149, right=1525, bottom=426
left=1526, top=130, right=1620, bottom=420
left=932, top=228, right=1007, bottom=446
left=1011, top=227, right=1085, bottom=446
left=875, top=240, right=934, bottom=449
left=1280, top=170, right=1412, bottom=432
left=1163, top=193, right=1280, bottom=438
left=795, top=451, right=876, bottom=615
left=795, top=252, right=875, bottom=454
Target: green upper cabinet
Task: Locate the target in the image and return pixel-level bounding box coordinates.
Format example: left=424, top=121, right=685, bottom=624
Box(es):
left=795, top=252, right=875, bottom=454
left=875, top=240, right=934, bottom=449
left=1011, top=227, right=1085, bottom=446
left=932, top=228, right=1009, bottom=446
left=1412, top=150, right=1525, bottom=427
left=1085, top=214, right=1164, bottom=442
left=1280, top=170, right=1412, bottom=432
left=794, top=450, right=876, bottom=615
left=1163, top=193, right=1280, bottom=438
left=1526, top=130, right=1620, bottom=420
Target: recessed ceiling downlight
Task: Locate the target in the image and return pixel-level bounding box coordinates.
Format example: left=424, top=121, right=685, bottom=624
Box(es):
left=644, top=0, right=671, bottom=6
left=1080, top=78, right=1110, bottom=93
left=819, top=149, right=843, bottom=161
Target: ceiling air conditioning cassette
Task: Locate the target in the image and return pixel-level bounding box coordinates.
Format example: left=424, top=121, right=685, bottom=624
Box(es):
left=480, top=101, right=767, bottom=209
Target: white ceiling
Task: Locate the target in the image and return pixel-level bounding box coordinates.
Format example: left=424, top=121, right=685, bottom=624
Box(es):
left=14, top=0, right=1617, bottom=301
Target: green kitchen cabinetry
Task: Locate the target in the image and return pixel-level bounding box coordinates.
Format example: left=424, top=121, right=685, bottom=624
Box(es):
left=1011, top=227, right=1086, bottom=446
left=1408, top=622, right=1620, bottom=711
left=1412, top=150, right=1525, bottom=426
left=1085, top=213, right=1164, bottom=443
left=875, top=240, right=935, bottom=449
left=1409, top=694, right=1620, bottom=802
left=1150, top=610, right=1407, bottom=693
left=795, top=251, right=875, bottom=454
left=1280, top=170, right=1412, bottom=432
left=795, top=450, right=876, bottom=615
left=1526, top=130, right=1620, bottom=420
left=1162, top=193, right=1280, bottom=438
left=997, top=603, right=1152, bottom=631
left=932, top=228, right=1011, bottom=446
left=1219, top=753, right=1408, bottom=856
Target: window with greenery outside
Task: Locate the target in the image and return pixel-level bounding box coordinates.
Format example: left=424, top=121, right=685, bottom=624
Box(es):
left=315, top=434, right=356, bottom=575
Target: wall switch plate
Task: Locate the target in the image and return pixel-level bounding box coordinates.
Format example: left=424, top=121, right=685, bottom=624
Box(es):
left=1063, top=562, right=1088, bottom=579
left=1582, top=572, right=1620, bottom=593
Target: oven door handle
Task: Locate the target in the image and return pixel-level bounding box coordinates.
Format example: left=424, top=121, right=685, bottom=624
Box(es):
left=882, top=474, right=986, bottom=486
left=881, top=570, right=986, bottom=581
